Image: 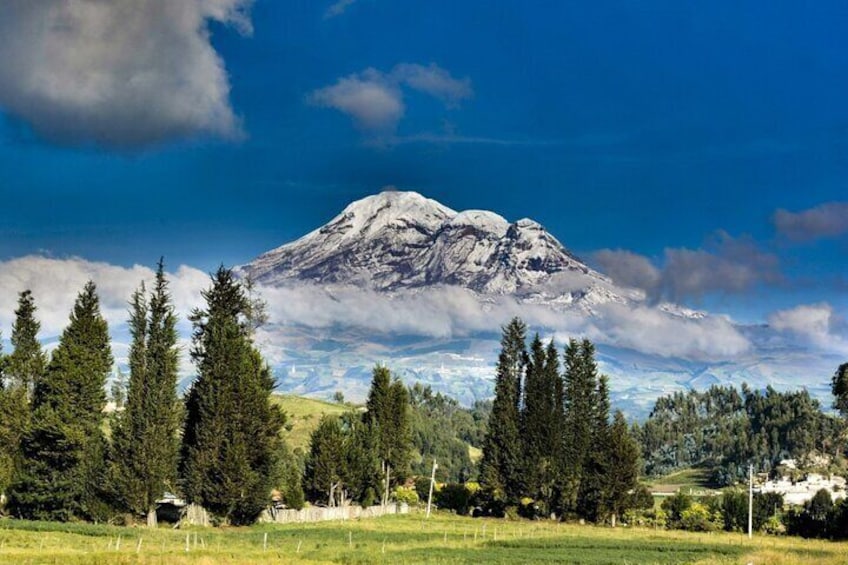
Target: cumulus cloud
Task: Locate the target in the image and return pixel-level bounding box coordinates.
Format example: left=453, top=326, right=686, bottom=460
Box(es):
left=595, top=232, right=780, bottom=303
left=773, top=202, right=848, bottom=242
left=0, top=255, right=207, bottom=337
left=592, top=303, right=750, bottom=360
left=309, top=70, right=404, bottom=132
left=309, top=63, right=472, bottom=133
left=0, top=0, right=252, bottom=148
left=768, top=302, right=848, bottom=355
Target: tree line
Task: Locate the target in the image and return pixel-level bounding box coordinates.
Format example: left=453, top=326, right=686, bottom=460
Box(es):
left=0, top=262, right=284, bottom=525
left=637, top=383, right=844, bottom=484
left=477, top=318, right=641, bottom=524
left=303, top=366, right=412, bottom=508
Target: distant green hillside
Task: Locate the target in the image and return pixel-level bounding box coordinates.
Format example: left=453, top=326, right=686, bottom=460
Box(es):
left=271, top=394, right=354, bottom=452
left=271, top=391, right=487, bottom=481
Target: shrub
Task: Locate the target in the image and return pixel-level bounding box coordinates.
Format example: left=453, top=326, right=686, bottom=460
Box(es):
left=435, top=483, right=475, bottom=515
left=680, top=502, right=718, bottom=532
left=661, top=492, right=692, bottom=529
left=393, top=486, right=419, bottom=505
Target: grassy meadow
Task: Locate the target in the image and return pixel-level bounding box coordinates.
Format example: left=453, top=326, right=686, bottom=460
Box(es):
left=1, top=511, right=845, bottom=564
left=271, top=394, right=353, bottom=451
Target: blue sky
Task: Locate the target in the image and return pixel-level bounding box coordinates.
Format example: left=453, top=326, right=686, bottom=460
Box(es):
left=0, top=0, right=846, bottom=327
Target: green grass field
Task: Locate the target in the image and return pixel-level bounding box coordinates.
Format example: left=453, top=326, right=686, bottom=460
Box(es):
left=1, top=512, right=844, bottom=564
left=271, top=394, right=353, bottom=451
left=646, top=467, right=719, bottom=496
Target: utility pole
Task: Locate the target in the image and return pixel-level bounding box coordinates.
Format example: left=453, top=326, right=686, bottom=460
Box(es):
left=748, top=464, right=753, bottom=539
left=426, top=459, right=438, bottom=518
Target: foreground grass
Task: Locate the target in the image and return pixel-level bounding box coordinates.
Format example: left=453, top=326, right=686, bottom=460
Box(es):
left=0, top=512, right=845, bottom=564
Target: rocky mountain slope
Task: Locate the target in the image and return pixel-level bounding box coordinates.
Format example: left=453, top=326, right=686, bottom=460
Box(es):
left=243, top=190, right=632, bottom=309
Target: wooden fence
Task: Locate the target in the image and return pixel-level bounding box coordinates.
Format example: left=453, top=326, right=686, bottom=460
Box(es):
left=258, top=503, right=410, bottom=524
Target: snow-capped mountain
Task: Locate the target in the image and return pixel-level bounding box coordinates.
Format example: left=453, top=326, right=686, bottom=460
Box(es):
left=235, top=189, right=834, bottom=418
left=243, top=190, right=627, bottom=306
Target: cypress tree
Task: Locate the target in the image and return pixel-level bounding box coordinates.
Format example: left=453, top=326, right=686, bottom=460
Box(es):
left=180, top=267, right=285, bottom=525
left=578, top=371, right=612, bottom=522
left=363, top=365, right=412, bottom=505
left=560, top=338, right=590, bottom=513
left=0, top=337, right=12, bottom=494
left=8, top=282, right=113, bottom=521
left=7, top=290, right=48, bottom=401
left=480, top=317, right=527, bottom=505
left=343, top=411, right=381, bottom=505
left=521, top=334, right=549, bottom=502
left=111, top=260, right=181, bottom=524
left=1, top=291, right=47, bottom=496
left=304, top=415, right=348, bottom=506
left=541, top=339, right=563, bottom=509
left=604, top=410, right=640, bottom=527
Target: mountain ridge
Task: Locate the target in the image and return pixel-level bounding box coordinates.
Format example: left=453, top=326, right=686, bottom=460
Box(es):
left=242, top=190, right=623, bottom=307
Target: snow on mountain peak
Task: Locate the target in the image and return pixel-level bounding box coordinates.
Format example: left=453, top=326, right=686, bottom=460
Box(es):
left=447, top=210, right=510, bottom=235
left=243, top=190, right=620, bottom=305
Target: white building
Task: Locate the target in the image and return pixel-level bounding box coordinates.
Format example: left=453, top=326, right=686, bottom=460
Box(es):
left=757, top=473, right=847, bottom=506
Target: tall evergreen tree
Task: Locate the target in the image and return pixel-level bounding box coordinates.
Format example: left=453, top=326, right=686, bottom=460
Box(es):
left=111, top=260, right=181, bottom=524
left=8, top=282, right=113, bottom=521
left=1, top=291, right=48, bottom=496
left=303, top=415, right=348, bottom=506
left=343, top=411, right=381, bottom=505
left=521, top=334, right=550, bottom=503
left=546, top=339, right=566, bottom=511
left=0, top=336, right=12, bottom=494
left=559, top=338, right=594, bottom=514
left=180, top=267, right=285, bottom=525
left=479, top=317, right=527, bottom=504
left=7, top=291, right=48, bottom=400
left=603, top=410, right=640, bottom=526
left=577, top=372, right=612, bottom=522
left=363, top=365, right=412, bottom=505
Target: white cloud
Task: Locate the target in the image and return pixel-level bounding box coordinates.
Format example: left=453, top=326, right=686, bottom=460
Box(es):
left=591, top=303, right=750, bottom=360
left=0, top=0, right=252, bottom=148
left=254, top=282, right=750, bottom=362
left=773, top=202, right=848, bottom=242
left=768, top=302, right=848, bottom=355
left=324, top=0, right=357, bottom=19
left=391, top=63, right=473, bottom=107
left=0, top=255, right=207, bottom=337
left=309, top=69, right=403, bottom=132
left=309, top=63, right=472, bottom=133
left=5, top=255, right=836, bottom=384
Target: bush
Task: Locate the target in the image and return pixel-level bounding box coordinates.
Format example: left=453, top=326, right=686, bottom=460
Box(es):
left=393, top=486, right=419, bottom=505
left=434, top=483, right=476, bottom=515
left=361, top=488, right=377, bottom=508
left=414, top=477, right=432, bottom=500
left=679, top=502, right=719, bottom=532
left=785, top=489, right=836, bottom=539
left=624, top=507, right=667, bottom=528
left=518, top=497, right=548, bottom=520
left=661, top=492, right=692, bottom=529
left=628, top=485, right=655, bottom=511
